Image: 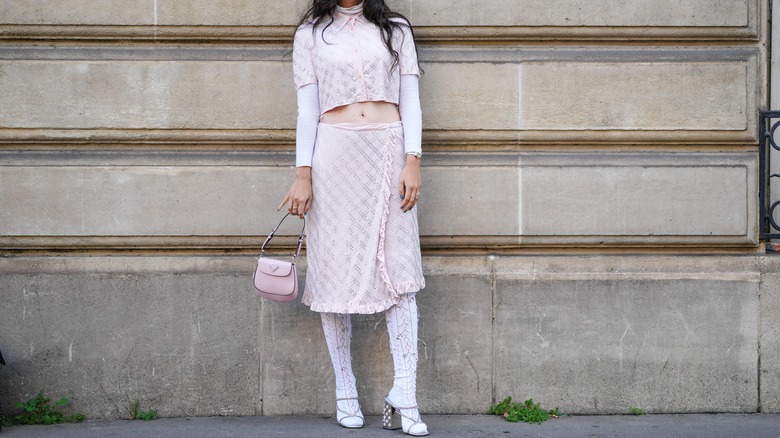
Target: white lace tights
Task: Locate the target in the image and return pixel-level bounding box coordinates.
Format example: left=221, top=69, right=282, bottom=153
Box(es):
left=384, top=293, right=423, bottom=428
left=320, top=311, right=361, bottom=420
left=320, top=293, right=421, bottom=422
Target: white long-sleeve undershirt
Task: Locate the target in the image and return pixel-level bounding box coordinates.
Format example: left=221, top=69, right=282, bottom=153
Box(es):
left=295, top=83, right=321, bottom=168
left=398, top=74, right=423, bottom=156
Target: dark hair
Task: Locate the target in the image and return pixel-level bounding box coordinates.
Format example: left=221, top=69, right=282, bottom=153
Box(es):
left=296, top=0, right=419, bottom=72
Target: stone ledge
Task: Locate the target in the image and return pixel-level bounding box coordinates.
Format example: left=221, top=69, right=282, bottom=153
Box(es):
left=0, top=24, right=761, bottom=44
left=0, top=254, right=762, bottom=275
left=0, top=129, right=760, bottom=148
left=0, top=235, right=762, bottom=256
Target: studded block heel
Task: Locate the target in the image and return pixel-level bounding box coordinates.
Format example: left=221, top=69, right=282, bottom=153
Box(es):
left=382, top=397, right=429, bottom=436
left=382, top=398, right=402, bottom=430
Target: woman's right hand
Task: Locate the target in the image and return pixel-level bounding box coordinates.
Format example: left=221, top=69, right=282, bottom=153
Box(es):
left=278, top=167, right=313, bottom=219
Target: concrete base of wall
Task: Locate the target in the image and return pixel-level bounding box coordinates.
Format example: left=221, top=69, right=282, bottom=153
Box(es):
left=0, top=255, right=776, bottom=418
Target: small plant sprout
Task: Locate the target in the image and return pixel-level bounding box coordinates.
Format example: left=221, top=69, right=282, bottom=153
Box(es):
left=138, top=409, right=158, bottom=421
left=489, top=397, right=560, bottom=424
left=128, top=398, right=141, bottom=420
left=127, top=398, right=158, bottom=421
left=9, top=391, right=85, bottom=426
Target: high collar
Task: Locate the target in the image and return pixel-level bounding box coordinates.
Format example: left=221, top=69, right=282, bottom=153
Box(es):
left=336, top=2, right=364, bottom=16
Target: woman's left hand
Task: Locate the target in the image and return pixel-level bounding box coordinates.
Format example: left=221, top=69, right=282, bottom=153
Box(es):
left=399, top=155, right=422, bottom=212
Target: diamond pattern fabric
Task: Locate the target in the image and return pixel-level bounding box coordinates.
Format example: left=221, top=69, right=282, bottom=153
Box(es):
left=302, top=122, right=425, bottom=314
left=320, top=312, right=362, bottom=420
left=385, top=292, right=425, bottom=430
left=293, top=7, right=420, bottom=114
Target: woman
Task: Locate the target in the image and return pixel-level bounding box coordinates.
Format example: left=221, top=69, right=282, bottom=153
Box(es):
left=278, top=0, right=427, bottom=435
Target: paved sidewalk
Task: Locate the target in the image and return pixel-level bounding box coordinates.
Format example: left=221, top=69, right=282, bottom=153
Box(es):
left=1, top=414, right=780, bottom=438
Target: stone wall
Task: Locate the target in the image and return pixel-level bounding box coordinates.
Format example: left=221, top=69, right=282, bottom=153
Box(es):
left=0, top=255, right=770, bottom=417
left=0, top=0, right=773, bottom=418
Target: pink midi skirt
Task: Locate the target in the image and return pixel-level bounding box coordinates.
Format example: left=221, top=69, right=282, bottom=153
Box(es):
left=302, top=121, right=425, bottom=314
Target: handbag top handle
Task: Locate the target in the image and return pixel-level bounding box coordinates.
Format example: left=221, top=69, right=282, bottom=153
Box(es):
left=260, top=213, right=306, bottom=260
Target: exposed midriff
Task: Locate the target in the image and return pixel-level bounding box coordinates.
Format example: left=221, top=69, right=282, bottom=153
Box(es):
left=320, top=101, right=401, bottom=124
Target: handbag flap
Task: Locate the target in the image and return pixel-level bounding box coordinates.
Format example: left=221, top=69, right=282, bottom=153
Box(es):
left=257, top=257, right=294, bottom=277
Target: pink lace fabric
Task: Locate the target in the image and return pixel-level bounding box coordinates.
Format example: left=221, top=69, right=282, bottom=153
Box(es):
left=293, top=5, right=420, bottom=114
left=302, top=122, right=425, bottom=314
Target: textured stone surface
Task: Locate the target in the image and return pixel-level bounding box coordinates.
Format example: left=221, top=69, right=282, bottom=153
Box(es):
left=0, top=58, right=754, bottom=135
left=407, top=0, right=751, bottom=27
left=0, top=61, right=295, bottom=130
left=518, top=154, right=756, bottom=238
left=0, top=255, right=768, bottom=417
left=413, top=272, right=493, bottom=414
left=0, top=0, right=308, bottom=26
left=760, top=257, right=780, bottom=413
left=258, top=284, right=331, bottom=416
left=421, top=63, right=520, bottom=131
left=0, top=0, right=157, bottom=25
left=156, top=0, right=306, bottom=26
left=0, top=0, right=751, bottom=28
left=0, top=164, right=292, bottom=236
left=494, top=274, right=759, bottom=414
left=520, top=62, right=750, bottom=131
left=0, top=153, right=755, bottom=246
left=418, top=164, right=520, bottom=236
left=0, top=259, right=261, bottom=418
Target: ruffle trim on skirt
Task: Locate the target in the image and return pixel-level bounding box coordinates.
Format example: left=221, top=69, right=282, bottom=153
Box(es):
left=376, top=125, right=401, bottom=299
left=305, top=284, right=423, bottom=314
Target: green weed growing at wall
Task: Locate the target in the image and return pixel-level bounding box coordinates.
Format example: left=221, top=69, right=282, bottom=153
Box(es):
left=489, top=397, right=560, bottom=424
left=5, top=391, right=85, bottom=426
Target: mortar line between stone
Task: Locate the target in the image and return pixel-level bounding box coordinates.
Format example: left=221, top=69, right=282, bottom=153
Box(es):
left=758, top=272, right=763, bottom=412
left=490, top=256, right=497, bottom=406
left=153, top=0, right=159, bottom=41
left=258, top=301, right=265, bottom=416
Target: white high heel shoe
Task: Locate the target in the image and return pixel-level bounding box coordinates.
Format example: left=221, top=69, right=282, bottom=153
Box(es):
left=336, top=397, right=364, bottom=429
left=382, top=396, right=429, bottom=436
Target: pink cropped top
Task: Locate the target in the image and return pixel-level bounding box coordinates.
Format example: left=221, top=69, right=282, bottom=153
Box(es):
left=292, top=3, right=421, bottom=114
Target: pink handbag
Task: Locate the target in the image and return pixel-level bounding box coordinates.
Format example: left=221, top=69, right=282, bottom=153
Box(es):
left=253, top=213, right=305, bottom=302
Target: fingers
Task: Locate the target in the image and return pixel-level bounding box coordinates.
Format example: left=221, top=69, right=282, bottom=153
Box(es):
left=400, top=189, right=411, bottom=211
left=277, top=193, right=290, bottom=211
left=399, top=163, right=422, bottom=212
left=290, top=194, right=310, bottom=219
left=279, top=187, right=303, bottom=216
left=400, top=182, right=421, bottom=212
left=405, top=190, right=419, bottom=211
left=281, top=190, right=305, bottom=219
left=290, top=198, right=301, bottom=218
left=281, top=178, right=312, bottom=219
